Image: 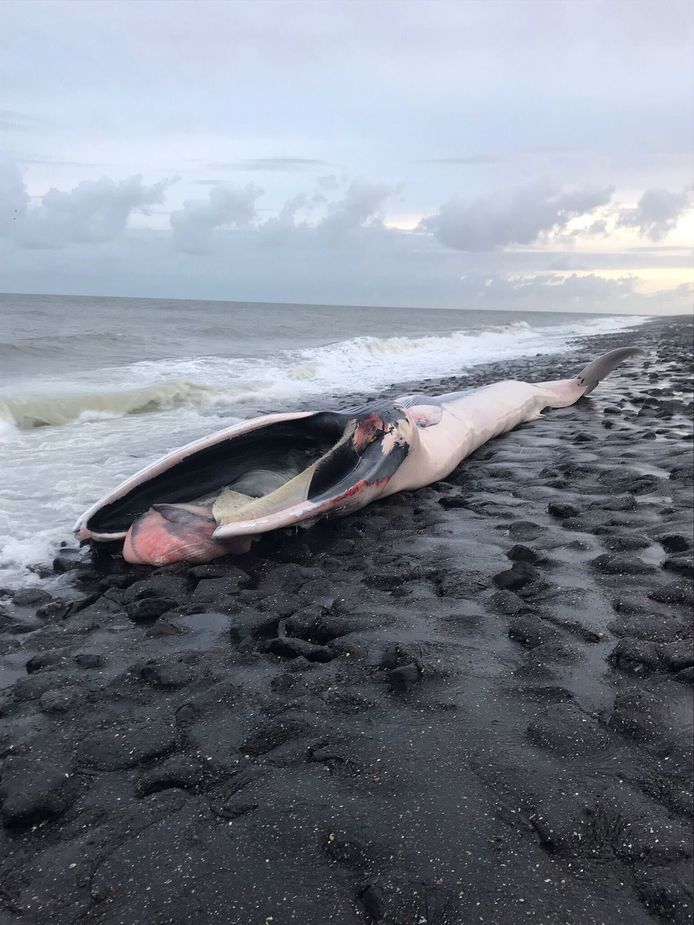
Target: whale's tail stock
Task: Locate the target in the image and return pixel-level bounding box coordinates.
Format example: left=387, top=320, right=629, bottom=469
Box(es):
left=537, top=345, right=646, bottom=408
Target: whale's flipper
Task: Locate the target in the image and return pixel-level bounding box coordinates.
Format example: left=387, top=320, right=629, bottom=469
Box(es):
left=537, top=345, right=645, bottom=408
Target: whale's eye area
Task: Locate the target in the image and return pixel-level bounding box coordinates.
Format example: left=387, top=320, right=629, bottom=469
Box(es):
left=353, top=412, right=385, bottom=451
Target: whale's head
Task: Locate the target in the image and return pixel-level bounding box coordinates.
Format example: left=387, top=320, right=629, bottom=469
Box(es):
left=78, top=402, right=417, bottom=566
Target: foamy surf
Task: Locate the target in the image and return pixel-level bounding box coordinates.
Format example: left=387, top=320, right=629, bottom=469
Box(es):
left=0, top=418, right=19, bottom=444
left=0, top=379, right=219, bottom=429
left=0, top=314, right=647, bottom=433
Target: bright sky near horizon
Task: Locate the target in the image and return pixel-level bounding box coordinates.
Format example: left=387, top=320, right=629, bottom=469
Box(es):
left=1, top=0, right=692, bottom=313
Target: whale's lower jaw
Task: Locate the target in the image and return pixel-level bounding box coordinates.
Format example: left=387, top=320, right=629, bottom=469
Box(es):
left=75, top=411, right=346, bottom=541
left=121, top=442, right=403, bottom=565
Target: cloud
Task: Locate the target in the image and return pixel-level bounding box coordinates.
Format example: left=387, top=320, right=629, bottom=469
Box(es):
left=20, top=174, right=172, bottom=249
left=169, top=179, right=395, bottom=250
left=15, top=154, right=103, bottom=168
left=317, top=175, right=342, bottom=191
left=4, top=221, right=689, bottom=316
left=452, top=270, right=691, bottom=314
left=420, top=182, right=614, bottom=251
left=227, top=157, right=331, bottom=172
left=1, top=159, right=690, bottom=315
left=545, top=254, right=589, bottom=271
left=170, top=183, right=263, bottom=253
left=0, top=109, right=44, bottom=132
left=319, top=179, right=398, bottom=235
left=0, top=158, right=29, bottom=236
left=492, top=272, right=636, bottom=304
left=422, top=154, right=507, bottom=165
left=261, top=192, right=327, bottom=234
left=421, top=147, right=584, bottom=167
left=617, top=187, right=693, bottom=240
left=584, top=218, right=609, bottom=236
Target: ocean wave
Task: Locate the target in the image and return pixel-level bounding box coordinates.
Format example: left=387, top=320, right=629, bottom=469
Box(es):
left=283, top=314, right=647, bottom=387
left=0, top=379, right=219, bottom=429
left=0, top=330, right=128, bottom=357
left=0, top=314, right=647, bottom=432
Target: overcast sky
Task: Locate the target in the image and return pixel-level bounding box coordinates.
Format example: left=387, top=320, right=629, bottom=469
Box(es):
left=1, top=0, right=692, bottom=313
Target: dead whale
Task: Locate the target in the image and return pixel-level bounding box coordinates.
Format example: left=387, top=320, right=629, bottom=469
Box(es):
left=74, top=346, right=644, bottom=566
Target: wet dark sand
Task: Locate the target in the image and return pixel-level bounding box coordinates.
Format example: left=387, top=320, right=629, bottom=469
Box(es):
left=0, top=316, right=692, bottom=925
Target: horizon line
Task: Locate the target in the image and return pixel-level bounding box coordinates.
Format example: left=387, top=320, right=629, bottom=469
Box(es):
left=0, top=289, right=673, bottom=318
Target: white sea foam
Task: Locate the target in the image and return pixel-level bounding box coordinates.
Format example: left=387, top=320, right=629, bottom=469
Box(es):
left=0, top=418, right=19, bottom=444
left=0, top=313, right=647, bottom=433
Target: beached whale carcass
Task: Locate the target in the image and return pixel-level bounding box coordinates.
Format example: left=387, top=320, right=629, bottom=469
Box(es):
left=74, top=346, right=644, bottom=566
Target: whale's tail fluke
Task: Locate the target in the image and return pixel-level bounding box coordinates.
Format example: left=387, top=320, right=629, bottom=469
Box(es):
left=537, top=345, right=645, bottom=408
left=574, top=345, right=646, bottom=395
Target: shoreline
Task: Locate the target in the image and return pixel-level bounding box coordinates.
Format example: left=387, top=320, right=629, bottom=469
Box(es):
left=0, top=315, right=692, bottom=924
left=0, top=307, right=654, bottom=595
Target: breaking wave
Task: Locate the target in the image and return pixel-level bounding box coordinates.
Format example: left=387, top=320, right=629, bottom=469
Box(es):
left=0, top=380, right=218, bottom=429
left=0, top=314, right=647, bottom=432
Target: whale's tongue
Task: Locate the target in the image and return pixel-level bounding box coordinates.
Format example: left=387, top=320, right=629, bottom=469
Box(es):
left=123, top=502, right=250, bottom=566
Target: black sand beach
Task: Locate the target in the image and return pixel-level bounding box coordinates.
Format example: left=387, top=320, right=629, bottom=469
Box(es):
left=0, top=316, right=692, bottom=925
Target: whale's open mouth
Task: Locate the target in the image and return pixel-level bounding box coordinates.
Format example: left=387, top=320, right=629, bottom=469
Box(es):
left=81, top=413, right=342, bottom=538
left=212, top=407, right=409, bottom=539
left=76, top=402, right=410, bottom=563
